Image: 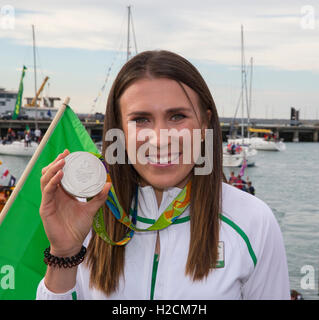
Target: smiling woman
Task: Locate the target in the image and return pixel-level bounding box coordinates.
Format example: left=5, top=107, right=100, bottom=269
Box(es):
left=36, top=50, right=290, bottom=300
left=91, top=50, right=224, bottom=294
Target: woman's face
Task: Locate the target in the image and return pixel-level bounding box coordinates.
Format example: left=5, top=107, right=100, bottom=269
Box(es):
left=120, top=77, right=210, bottom=190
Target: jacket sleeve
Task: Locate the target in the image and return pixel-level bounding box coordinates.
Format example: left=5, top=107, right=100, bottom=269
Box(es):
left=241, top=204, right=290, bottom=300
left=36, top=278, right=81, bottom=300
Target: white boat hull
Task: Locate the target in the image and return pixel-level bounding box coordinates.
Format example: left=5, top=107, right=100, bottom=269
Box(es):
left=223, top=146, right=257, bottom=167
left=223, top=153, right=243, bottom=167
left=0, top=141, right=38, bottom=157
left=253, top=140, right=286, bottom=151
left=228, top=137, right=286, bottom=151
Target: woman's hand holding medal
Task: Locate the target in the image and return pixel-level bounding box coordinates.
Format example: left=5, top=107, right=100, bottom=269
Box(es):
left=39, top=149, right=111, bottom=258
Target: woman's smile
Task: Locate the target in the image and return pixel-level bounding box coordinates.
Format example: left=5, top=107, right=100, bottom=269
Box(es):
left=146, top=151, right=182, bottom=166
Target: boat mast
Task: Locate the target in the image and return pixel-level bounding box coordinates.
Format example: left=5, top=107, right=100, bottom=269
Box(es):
left=32, top=24, right=38, bottom=128
left=244, top=58, right=250, bottom=139
left=240, top=25, right=245, bottom=140
left=248, top=57, right=253, bottom=138
left=126, top=5, right=131, bottom=61
left=126, top=5, right=138, bottom=61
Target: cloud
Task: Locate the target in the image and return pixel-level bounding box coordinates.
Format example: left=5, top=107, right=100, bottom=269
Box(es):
left=1, top=0, right=318, bottom=117
left=1, top=0, right=318, bottom=72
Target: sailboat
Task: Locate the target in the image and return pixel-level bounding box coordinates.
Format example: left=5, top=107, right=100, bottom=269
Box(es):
left=229, top=128, right=286, bottom=151
left=0, top=25, right=44, bottom=157
left=227, top=27, right=286, bottom=152
left=223, top=26, right=257, bottom=167
left=223, top=144, right=257, bottom=167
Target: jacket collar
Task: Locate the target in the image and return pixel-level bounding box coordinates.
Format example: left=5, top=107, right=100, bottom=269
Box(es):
left=137, top=185, right=184, bottom=220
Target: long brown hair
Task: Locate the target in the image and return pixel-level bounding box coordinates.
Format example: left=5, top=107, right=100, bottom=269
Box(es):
left=86, top=50, right=224, bottom=295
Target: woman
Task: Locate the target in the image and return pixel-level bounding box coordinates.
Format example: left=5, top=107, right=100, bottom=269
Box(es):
left=37, top=50, right=290, bottom=299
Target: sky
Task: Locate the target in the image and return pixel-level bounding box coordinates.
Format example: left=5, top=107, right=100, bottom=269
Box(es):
left=0, top=0, right=318, bottom=119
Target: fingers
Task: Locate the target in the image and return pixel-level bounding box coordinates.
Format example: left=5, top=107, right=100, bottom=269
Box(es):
left=40, top=150, right=70, bottom=192
left=42, top=169, right=64, bottom=199
left=40, top=158, right=65, bottom=192
left=40, top=170, right=64, bottom=217
left=41, top=149, right=70, bottom=175
left=85, top=182, right=112, bottom=217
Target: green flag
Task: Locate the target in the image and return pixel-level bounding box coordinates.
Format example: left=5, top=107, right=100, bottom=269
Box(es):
left=12, top=65, right=27, bottom=120
left=0, top=104, right=99, bottom=299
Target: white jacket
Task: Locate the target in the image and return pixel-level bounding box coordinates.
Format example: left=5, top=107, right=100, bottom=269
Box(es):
left=36, top=182, right=290, bottom=300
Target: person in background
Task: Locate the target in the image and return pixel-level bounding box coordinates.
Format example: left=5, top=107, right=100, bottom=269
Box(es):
left=9, top=128, right=16, bottom=141
left=290, top=290, right=304, bottom=300
left=228, top=171, right=236, bottom=185
left=231, top=143, right=236, bottom=155
left=6, top=128, right=13, bottom=143
left=35, top=128, right=42, bottom=143
left=246, top=181, right=255, bottom=196
left=234, top=174, right=246, bottom=191
left=235, top=143, right=242, bottom=154
left=24, top=130, right=31, bottom=147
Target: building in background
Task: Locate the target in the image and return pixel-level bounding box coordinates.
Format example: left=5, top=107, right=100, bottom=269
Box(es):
left=0, top=88, right=17, bottom=114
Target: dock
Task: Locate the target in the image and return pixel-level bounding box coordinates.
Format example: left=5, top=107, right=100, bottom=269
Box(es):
left=0, top=117, right=318, bottom=143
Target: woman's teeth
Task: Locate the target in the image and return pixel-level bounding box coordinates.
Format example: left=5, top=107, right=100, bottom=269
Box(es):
left=147, top=153, right=180, bottom=164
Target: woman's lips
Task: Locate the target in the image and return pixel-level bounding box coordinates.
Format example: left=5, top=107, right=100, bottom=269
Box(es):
left=146, top=152, right=182, bottom=166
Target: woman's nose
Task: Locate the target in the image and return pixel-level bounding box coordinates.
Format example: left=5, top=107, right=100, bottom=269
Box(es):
left=148, top=121, right=170, bottom=149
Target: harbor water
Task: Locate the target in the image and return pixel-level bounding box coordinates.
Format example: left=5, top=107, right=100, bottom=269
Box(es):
left=1, top=142, right=318, bottom=300
left=224, top=142, right=319, bottom=300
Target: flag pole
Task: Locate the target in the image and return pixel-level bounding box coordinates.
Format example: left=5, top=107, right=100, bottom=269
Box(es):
left=0, top=97, right=70, bottom=225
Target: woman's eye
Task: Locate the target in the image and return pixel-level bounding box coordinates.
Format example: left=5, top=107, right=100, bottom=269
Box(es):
left=133, top=117, right=149, bottom=124
left=171, top=114, right=186, bottom=121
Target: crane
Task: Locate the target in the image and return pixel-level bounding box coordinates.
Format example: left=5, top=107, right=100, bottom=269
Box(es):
left=26, top=76, right=49, bottom=107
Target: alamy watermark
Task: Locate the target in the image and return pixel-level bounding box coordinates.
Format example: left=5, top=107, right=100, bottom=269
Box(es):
left=300, top=264, right=317, bottom=290
left=104, top=125, right=214, bottom=175
left=0, top=5, right=15, bottom=30
left=0, top=264, right=15, bottom=290
left=300, top=5, right=316, bottom=29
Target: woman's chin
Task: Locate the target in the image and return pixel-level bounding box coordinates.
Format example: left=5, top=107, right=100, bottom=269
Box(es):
left=146, top=181, right=178, bottom=190
left=138, top=168, right=193, bottom=190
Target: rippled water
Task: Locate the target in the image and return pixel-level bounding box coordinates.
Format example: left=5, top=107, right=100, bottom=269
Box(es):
left=1, top=143, right=318, bottom=299
left=224, top=143, right=319, bottom=300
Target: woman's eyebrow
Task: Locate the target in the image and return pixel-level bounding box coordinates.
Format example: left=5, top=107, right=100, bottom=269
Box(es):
left=166, top=107, right=192, bottom=114
left=127, top=111, right=152, bottom=117
left=127, top=107, right=192, bottom=117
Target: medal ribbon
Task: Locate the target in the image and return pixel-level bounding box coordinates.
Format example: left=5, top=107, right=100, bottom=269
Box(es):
left=91, top=154, right=191, bottom=246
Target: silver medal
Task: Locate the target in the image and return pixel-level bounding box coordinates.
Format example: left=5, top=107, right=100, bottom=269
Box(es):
left=61, top=151, right=106, bottom=198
